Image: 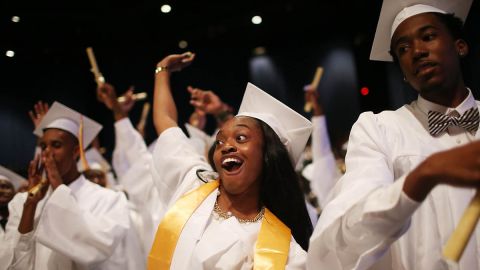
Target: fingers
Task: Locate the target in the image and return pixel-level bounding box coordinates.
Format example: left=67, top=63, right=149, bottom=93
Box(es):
left=194, top=108, right=206, bottom=116
left=28, top=159, right=36, bottom=180
left=96, top=88, right=106, bottom=103
left=190, top=100, right=204, bottom=109
left=29, top=101, right=49, bottom=126
left=28, top=110, right=36, bottom=123
left=97, top=82, right=114, bottom=96
left=188, top=86, right=205, bottom=101
left=125, top=86, right=135, bottom=96
left=181, top=52, right=195, bottom=63
left=42, top=149, right=61, bottom=187
left=35, top=101, right=47, bottom=115
left=28, top=154, right=43, bottom=187
left=42, top=102, right=49, bottom=113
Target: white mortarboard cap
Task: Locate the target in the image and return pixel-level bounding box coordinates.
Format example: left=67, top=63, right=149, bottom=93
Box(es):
left=0, top=165, right=28, bottom=190
left=77, top=148, right=111, bottom=172
left=236, top=83, right=312, bottom=166
left=33, top=101, right=102, bottom=149
left=370, top=0, right=473, bottom=61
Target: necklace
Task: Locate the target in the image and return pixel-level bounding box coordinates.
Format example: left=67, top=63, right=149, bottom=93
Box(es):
left=213, top=199, right=265, bottom=224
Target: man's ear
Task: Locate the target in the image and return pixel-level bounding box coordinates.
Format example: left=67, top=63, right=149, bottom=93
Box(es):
left=73, top=145, right=80, bottom=160
left=455, top=39, right=469, bottom=57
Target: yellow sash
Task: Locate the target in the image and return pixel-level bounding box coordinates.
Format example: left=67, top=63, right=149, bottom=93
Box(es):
left=147, top=180, right=291, bottom=270
left=254, top=208, right=291, bottom=269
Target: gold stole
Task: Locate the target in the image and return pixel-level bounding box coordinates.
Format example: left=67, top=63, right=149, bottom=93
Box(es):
left=148, top=180, right=291, bottom=270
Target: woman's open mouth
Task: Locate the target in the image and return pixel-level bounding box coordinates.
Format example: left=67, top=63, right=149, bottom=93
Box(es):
left=221, top=157, right=244, bottom=174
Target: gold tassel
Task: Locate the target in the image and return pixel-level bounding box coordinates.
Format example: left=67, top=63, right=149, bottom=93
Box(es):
left=79, top=116, right=90, bottom=171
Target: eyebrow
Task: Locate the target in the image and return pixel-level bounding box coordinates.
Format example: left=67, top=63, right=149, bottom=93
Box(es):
left=392, top=24, right=438, bottom=49
left=235, top=124, right=251, bottom=129
left=216, top=124, right=251, bottom=138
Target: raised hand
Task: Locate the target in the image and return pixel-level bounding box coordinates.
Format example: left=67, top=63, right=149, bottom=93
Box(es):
left=304, top=84, right=323, bottom=116
left=118, top=86, right=136, bottom=114
left=189, top=109, right=207, bottom=130
left=26, top=154, right=49, bottom=203
left=187, top=86, right=224, bottom=115
left=42, top=148, right=63, bottom=190
left=28, top=101, right=49, bottom=128
left=97, top=82, right=118, bottom=110
left=97, top=82, right=128, bottom=120
left=156, top=52, right=195, bottom=73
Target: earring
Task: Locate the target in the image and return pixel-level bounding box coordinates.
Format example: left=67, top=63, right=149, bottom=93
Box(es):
left=403, top=76, right=408, bottom=82
left=459, top=51, right=465, bottom=57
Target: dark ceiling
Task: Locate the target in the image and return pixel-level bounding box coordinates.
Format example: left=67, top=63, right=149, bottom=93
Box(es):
left=1, top=0, right=479, bottom=171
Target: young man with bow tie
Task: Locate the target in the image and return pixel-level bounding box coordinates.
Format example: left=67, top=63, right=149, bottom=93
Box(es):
left=307, top=0, right=480, bottom=269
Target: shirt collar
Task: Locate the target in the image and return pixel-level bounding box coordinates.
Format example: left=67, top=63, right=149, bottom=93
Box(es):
left=417, top=88, right=476, bottom=116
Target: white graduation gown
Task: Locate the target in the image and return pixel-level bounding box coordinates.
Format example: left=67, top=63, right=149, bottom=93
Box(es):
left=151, top=127, right=307, bottom=269
left=112, top=118, right=147, bottom=179
left=307, top=92, right=480, bottom=270
left=0, top=224, right=5, bottom=241
left=308, top=115, right=343, bottom=209
left=1, top=175, right=135, bottom=270
left=113, top=118, right=164, bottom=257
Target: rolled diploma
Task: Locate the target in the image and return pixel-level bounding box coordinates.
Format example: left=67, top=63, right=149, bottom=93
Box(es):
left=443, top=189, right=480, bottom=262
left=304, top=67, right=324, bottom=112
left=86, top=47, right=105, bottom=85
left=117, top=92, right=147, bottom=103
left=137, top=102, right=151, bottom=132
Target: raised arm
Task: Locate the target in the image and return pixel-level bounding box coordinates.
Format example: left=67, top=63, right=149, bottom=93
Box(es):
left=153, top=52, right=195, bottom=134
left=28, top=101, right=49, bottom=157
left=97, top=82, right=135, bottom=121
left=187, top=86, right=233, bottom=128
left=304, top=84, right=323, bottom=117
left=304, top=85, right=339, bottom=208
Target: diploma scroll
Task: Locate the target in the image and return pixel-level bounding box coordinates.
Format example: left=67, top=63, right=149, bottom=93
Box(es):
left=443, top=189, right=480, bottom=262
left=117, top=92, right=148, bottom=103
left=304, top=67, right=324, bottom=112
left=136, top=102, right=151, bottom=134
left=28, top=171, right=48, bottom=197
left=86, top=47, right=105, bottom=86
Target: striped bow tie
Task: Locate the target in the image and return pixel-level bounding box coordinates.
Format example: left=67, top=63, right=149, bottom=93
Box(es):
left=428, top=107, right=480, bottom=136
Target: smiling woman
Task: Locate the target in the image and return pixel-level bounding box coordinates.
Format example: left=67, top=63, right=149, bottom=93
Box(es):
left=149, top=52, right=313, bottom=269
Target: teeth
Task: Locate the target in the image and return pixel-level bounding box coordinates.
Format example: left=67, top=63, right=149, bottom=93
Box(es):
left=222, top=157, right=241, bottom=165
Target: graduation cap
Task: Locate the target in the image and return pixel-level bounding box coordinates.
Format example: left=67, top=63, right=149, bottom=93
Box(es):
left=370, top=0, right=473, bottom=61
left=236, top=83, right=312, bottom=166
left=33, top=101, right=102, bottom=148
left=0, top=165, right=28, bottom=190
left=33, top=101, right=103, bottom=171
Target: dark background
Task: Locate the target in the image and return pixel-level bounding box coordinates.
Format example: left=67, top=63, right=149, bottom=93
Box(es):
left=1, top=0, right=479, bottom=175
